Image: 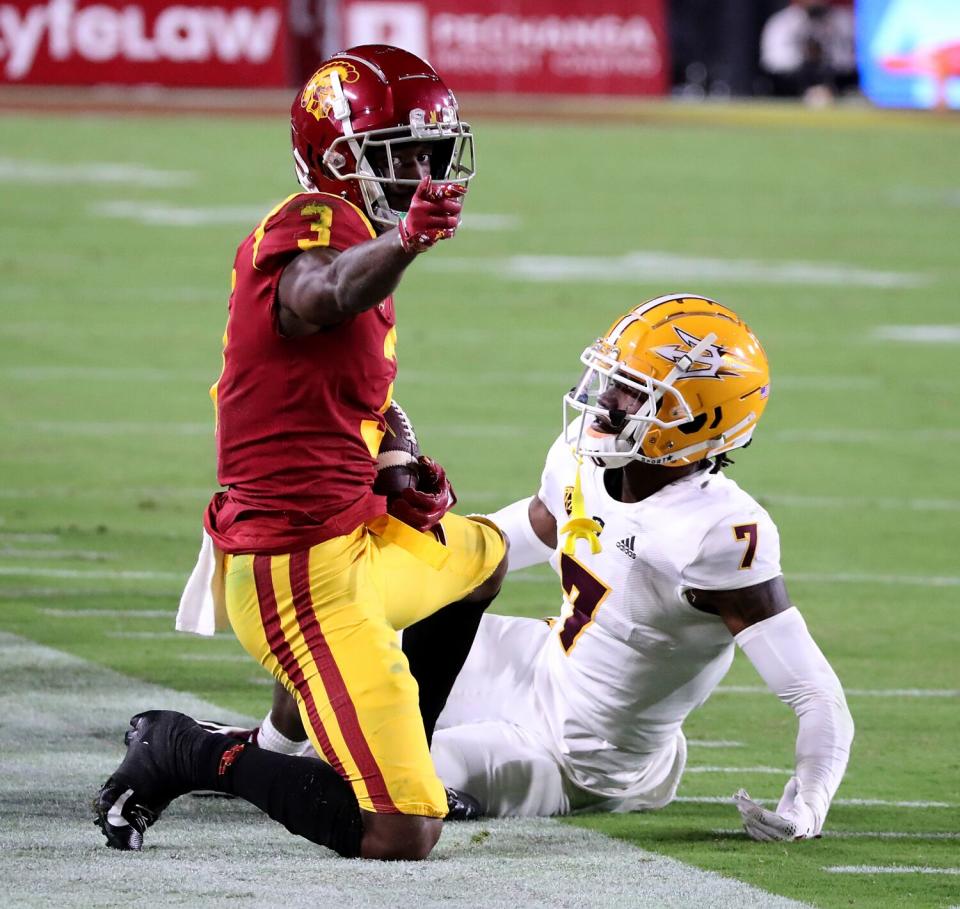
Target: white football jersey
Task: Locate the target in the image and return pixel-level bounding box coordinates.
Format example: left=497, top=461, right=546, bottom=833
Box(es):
left=531, top=429, right=782, bottom=798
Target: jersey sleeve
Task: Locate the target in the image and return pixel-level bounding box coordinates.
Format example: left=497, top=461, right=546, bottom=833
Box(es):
left=682, top=504, right=782, bottom=591
left=251, top=193, right=377, bottom=274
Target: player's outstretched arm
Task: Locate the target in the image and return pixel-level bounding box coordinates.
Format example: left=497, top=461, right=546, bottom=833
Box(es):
left=486, top=495, right=556, bottom=571
left=277, top=177, right=466, bottom=335
left=690, top=578, right=854, bottom=841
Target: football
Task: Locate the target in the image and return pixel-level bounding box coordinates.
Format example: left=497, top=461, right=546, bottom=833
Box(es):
left=373, top=400, right=420, bottom=496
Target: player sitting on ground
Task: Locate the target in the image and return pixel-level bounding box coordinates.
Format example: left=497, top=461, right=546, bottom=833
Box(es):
left=212, top=293, right=854, bottom=842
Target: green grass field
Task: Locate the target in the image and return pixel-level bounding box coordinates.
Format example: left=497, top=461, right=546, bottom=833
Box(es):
left=1, top=102, right=959, bottom=908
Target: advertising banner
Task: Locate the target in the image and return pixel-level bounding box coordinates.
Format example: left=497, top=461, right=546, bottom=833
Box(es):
left=0, top=0, right=287, bottom=85
left=857, top=0, right=960, bottom=109
left=341, top=0, right=669, bottom=96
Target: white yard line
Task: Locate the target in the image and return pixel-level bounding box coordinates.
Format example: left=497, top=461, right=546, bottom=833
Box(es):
left=0, top=631, right=811, bottom=909
left=772, top=428, right=960, bottom=443
left=687, top=740, right=745, bottom=748
left=788, top=572, right=960, bottom=588
left=714, top=829, right=960, bottom=840
left=687, top=767, right=793, bottom=775
left=756, top=493, right=960, bottom=512
left=0, top=567, right=182, bottom=581
left=177, top=652, right=252, bottom=663
left=675, top=796, right=954, bottom=808
left=426, top=252, right=930, bottom=289
left=0, top=547, right=118, bottom=561
left=824, top=866, right=960, bottom=875
left=716, top=686, right=958, bottom=697
left=39, top=608, right=174, bottom=619
left=871, top=325, right=960, bottom=343
left=0, top=158, right=193, bottom=186
left=91, top=200, right=267, bottom=227
left=0, top=532, right=60, bottom=543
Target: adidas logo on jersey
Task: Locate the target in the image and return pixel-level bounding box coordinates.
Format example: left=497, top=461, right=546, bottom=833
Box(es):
left=616, top=536, right=637, bottom=559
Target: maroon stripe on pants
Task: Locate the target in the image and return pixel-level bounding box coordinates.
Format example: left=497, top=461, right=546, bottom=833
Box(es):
left=252, top=554, right=345, bottom=777
left=288, top=549, right=398, bottom=813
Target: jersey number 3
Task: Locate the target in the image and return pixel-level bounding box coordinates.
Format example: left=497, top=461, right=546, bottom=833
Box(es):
left=558, top=552, right=611, bottom=654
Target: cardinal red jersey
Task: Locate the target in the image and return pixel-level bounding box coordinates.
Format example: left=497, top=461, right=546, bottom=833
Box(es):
left=205, top=192, right=397, bottom=554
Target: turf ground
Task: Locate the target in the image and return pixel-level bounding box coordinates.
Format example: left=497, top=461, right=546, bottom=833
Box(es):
left=1, top=100, right=958, bottom=908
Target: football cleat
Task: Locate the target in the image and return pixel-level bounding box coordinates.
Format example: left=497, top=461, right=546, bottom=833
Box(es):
left=444, top=787, right=483, bottom=821
left=94, top=710, right=200, bottom=851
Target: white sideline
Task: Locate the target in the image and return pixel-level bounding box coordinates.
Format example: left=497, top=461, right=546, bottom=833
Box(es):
left=716, top=686, right=959, bottom=698
left=0, top=158, right=193, bottom=187
left=714, top=829, right=960, bottom=840
left=0, top=567, right=182, bottom=580
left=675, top=797, right=954, bottom=808
left=687, top=766, right=793, bottom=775
left=824, top=866, right=960, bottom=875
left=688, top=740, right=745, bottom=748
left=40, top=608, right=174, bottom=619
left=871, top=325, right=960, bottom=343
left=0, top=631, right=811, bottom=909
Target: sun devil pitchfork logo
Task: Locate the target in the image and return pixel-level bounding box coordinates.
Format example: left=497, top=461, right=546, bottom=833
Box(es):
left=301, top=62, right=360, bottom=120
left=653, top=327, right=749, bottom=379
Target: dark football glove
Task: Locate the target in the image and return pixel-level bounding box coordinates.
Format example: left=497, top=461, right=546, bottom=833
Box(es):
left=387, top=456, right=457, bottom=532
left=397, top=176, right=467, bottom=254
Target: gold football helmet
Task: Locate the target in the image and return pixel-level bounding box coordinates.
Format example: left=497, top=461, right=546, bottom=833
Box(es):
left=564, top=293, right=771, bottom=468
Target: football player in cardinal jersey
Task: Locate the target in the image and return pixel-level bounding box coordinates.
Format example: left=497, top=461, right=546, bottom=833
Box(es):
left=94, top=45, right=507, bottom=861
left=429, top=293, right=854, bottom=839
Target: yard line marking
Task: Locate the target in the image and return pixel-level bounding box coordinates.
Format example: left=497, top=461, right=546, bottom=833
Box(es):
left=1, top=365, right=212, bottom=382
left=714, top=829, right=960, bottom=840
left=0, top=158, right=193, bottom=186
left=0, top=547, right=118, bottom=561
left=177, top=653, right=251, bottom=663
left=11, top=420, right=212, bottom=436
left=426, top=251, right=930, bottom=289
left=687, top=766, right=793, bottom=775
left=106, top=631, right=194, bottom=639
left=92, top=200, right=267, bottom=226
left=675, top=796, right=954, bottom=808
left=871, top=325, right=960, bottom=343
left=0, top=631, right=812, bottom=909
left=757, top=493, right=960, bottom=512
left=39, top=608, right=173, bottom=619
left=0, top=485, right=211, bottom=501
left=461, top=213, right=520, bottom=231
left=789, top=572, right=960, bottom=588
left=716, top=686, right=958, bottom=697
left=0, top=567, right=182, bottom=581
left=824, top=866, right=960, bottom=875
left=0, top=532, right=60, bottom=543
left=772, top=428, right=960, bottom=443
left=688, top=740, right=745, bottom=748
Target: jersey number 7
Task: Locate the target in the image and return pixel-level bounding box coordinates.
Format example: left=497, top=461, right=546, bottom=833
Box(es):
left=558, top=553, right=612, bottom=654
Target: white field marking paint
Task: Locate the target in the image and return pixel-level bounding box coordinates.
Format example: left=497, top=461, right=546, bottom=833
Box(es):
left=0, top=532, right=60, bottom=542
left=0, top=547, right=117, bottom=561
left=871, top=325, right=960, bottom=343
left=688, top=740, right=745, bottom=748
left=772, top=428, right=960, bottom=443
left=0, top=158, right=194, bottom=187
left=39, top=608, right=173, bottom=619
left=714, top=829, right=960, bottom=840
left=177, top=653, right=252, bottom=663
left=771, top=375, right=881, bottom=390
left=716, top=686, right=959, bottom=697
left=92, top=200, right=267, bottom=227
left=825, top=866, right=960, bottom=875
left=757, top=493, right=960, bottom=512
left=426, top=252, right=930, bottom=289
left=13, top=420, right=212, bottom=436
left=675, top=796, right=954, bottom=808
left=687, top=766, right=794, bottom=775
left=788, top=572, right=960, bottom=588
left=461, top=213, right=521, bottom=231
left=1, top=365, right=212, bottom=382
left=0, top=632, right=812, bottom=909
left=106, top=631, right=198, bottom=639
left=0, top=567, right=182, bottom=581
left=0, top=486, right=211, bottom=501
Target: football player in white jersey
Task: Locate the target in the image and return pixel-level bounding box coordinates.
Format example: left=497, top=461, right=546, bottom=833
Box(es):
left=203, top=293, right=854, bottom=841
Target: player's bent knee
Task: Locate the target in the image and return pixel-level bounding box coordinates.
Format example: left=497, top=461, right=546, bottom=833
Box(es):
left=465, top=548, right=509, bottom=603
left=360, top=813, right=442, bottom=861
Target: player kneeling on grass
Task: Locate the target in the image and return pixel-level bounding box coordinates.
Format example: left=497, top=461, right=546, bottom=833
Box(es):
left=217, top=294, right=854, bottom=842
left=93, top=45, right=507, bottom=861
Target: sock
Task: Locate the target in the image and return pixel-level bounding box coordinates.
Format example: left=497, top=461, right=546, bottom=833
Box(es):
left=402, top=596, right=493, bottom=745
left=259, top=711, right=312, bottom=756
left=190, top=729, right=363, bottom=857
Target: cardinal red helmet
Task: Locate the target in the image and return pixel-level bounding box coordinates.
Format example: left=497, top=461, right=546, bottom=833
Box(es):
left=290, top=45, right=475, bottom=230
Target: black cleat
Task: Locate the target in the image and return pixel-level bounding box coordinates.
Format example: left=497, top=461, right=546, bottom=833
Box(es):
left=94, top=710, right=200, bottom=851
left=444, top=787, right=483, bottom=821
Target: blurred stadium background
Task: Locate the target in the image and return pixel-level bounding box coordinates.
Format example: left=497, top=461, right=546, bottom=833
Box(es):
left=1, top=1, right=959, bottom=908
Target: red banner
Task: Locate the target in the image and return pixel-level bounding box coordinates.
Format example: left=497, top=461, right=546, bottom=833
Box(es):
left=0, top=0, right=287, bottom=85
left=341, top=0, right=669, bottom=96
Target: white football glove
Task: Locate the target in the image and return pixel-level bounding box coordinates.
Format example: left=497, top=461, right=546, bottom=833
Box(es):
left=733, top=777, right=820, bottom=842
